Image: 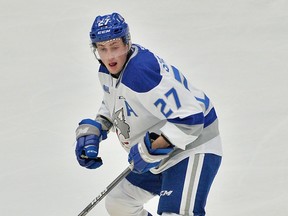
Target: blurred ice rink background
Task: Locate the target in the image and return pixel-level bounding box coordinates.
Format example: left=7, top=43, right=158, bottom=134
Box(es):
left=1, top=0, right=288, bottom=215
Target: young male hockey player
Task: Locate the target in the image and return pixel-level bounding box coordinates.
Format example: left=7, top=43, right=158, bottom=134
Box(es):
left=75, top=12, right=222, bottom=216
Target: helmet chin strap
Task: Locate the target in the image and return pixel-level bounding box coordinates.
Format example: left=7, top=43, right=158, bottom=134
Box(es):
left=91, top=45, right=105, bottom=66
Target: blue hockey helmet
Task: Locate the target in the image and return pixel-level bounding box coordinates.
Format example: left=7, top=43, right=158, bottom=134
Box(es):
left=90, top=13, right=130, bottom=45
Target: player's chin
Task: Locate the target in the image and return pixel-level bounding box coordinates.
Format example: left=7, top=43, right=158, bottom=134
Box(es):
left=108, top=65, right=121, bottom=75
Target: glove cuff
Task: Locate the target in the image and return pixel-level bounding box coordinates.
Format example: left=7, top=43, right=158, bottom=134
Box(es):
left=96, top=115, right=113, bottom=131
left=137, top=142, right=169, bottom=163
left=76, top=119, right=107, bottom=140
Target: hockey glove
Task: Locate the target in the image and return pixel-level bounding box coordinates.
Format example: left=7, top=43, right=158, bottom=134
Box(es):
left=128, top=132, right=174, bottom=174
left=75, top=119, right=107, bottom=169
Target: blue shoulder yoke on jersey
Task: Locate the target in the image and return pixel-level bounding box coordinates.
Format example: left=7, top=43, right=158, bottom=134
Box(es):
left=98, top=64, right=110, bottom=74
left=121, top=45, right=162, bottom=93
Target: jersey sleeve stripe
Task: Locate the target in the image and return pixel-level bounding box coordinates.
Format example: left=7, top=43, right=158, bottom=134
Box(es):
left=204, top=108, right=217, bottom=128
left=167, top=107, right=217, bottom=128
left=167, top=113, right=204, bottom=126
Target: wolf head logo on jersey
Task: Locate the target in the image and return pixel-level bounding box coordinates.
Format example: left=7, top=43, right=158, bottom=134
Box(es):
left=113, top=108, right=130, bottom=146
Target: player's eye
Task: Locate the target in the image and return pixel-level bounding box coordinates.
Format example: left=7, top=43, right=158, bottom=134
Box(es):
left=98, top=47, right=107, bottom=52
left=111, top=46, right=119, bottom=51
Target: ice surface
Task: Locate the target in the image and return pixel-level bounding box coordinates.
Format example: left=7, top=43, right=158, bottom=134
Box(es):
left=1, top=0, right=288, bottom=215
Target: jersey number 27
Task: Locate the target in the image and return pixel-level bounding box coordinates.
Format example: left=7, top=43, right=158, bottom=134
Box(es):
left=154, top=87, right=181, bottom=118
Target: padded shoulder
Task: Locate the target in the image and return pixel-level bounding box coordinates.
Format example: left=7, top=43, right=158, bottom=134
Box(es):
left=121, top=47, right=162, bottom=93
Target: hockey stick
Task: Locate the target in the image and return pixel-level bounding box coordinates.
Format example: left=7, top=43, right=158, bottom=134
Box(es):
left=78, top=165, right=132, bottom=216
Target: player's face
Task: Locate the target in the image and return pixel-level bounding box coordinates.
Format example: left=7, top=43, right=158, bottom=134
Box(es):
left=96, top=39, right=129, bottom=75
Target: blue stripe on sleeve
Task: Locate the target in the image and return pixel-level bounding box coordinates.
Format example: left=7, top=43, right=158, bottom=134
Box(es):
left=168, top=112, right=204, bottom=125
left=204, top=108, right=217, bottom=128
left=167, top=108, right=217, bottom=128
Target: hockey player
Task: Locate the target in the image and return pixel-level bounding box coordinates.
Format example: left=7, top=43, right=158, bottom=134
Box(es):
left=75, top=12, right=223, bottom=216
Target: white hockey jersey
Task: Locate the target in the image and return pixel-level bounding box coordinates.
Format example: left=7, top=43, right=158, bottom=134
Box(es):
left=96, top=44, right=222, bottom=173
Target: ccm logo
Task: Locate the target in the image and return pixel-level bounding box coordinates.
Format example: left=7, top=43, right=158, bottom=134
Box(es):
left=160, top=190, right=173, bottom=197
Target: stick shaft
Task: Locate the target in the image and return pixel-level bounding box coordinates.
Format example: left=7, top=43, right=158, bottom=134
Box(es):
left=78, top=166, right=132, bottom=216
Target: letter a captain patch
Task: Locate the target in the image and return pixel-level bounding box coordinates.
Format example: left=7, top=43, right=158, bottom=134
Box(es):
left=125, top=101, right=138, bottom=117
